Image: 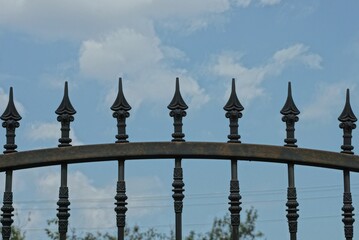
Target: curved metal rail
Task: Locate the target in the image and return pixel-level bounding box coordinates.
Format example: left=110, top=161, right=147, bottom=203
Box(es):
left=0, top=142, right=358, bottom=172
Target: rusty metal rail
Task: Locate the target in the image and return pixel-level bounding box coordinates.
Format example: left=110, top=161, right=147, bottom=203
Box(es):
left=0, top=142, right=359, bottom=172
left=0, top=78, right=357, bottom=240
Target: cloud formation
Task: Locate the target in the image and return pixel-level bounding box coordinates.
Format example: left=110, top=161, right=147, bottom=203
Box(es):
left=211, top=43, right=322, bottom=103
left=37, top=170, right=167, bottom=229
left=26, top=122, right=83, bottom=146
left=301, top=82, right=356, bottom=122
left=0, top=0, right=230, bottom=40
left=234, top=0, right=281, bottom=7
left=80, top=28, right=209, bottom=110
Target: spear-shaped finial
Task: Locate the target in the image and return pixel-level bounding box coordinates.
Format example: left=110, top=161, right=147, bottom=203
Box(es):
left=338, top=89, right=357, bottom=154
left=111, top=78, right=131, bottom=143
left=168, top=78, right=188, bottom=142
left=1, top=87, right=22, bottom=122
left=224, top=78, right=244, bottom=143
left=55, top=82, right=76, bottom=147
left=55, top=82, right=76, bottom=116
left=280, top=82, right=300, bottom=147
left=1, top=87, right=22, bottom=154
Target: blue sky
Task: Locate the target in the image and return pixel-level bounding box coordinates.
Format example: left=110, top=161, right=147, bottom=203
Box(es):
left=1, top=0, right=359, bottom=239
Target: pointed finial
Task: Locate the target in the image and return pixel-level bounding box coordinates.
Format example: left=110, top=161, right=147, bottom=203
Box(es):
left=338, top=89, right=357, bottom=123
left=168, top=78, right=188, bottom=142
left=281, top=82, right=300, bottom=147
left=224, top=78, right=244, bottom=143
left=280, top=82, right=300, bottom=116
left=111, top=78, right=131, bottom=143
left=1, top=87, right=22, bottom=122
left=168, top=78, right=188, bottom=111
left=55, top=82, right=76, bottom=116
left=56, top=82, right=76, bottom=147
left=1, top=87, right=22, bottom=153
left=224, top=78, right=244, bottom=112
left=111, top=78, right=131, bottom=112
left=338, top=89, right=357, bottom=154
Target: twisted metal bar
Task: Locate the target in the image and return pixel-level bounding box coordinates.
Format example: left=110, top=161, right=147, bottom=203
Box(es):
left=56, top=82, right=76, bottom=240
left=338, top=89, right=356, bottom=240
left=0, top=87, right=21, bottom=240
left=281, top=82, right=300, bottom=240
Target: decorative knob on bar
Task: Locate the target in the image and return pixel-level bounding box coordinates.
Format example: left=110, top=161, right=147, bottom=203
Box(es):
left=338, top=89, right=357, bottom=154
left=111, top=78, right=131, bottom=143
left=280, top=82, right=300, bottom=147
left=224, top=78, right=244, bottom=143
left=1, top=87, right=22, bottom=154
left=55, top=81, right=76, bottom=147
left=168, top=77, right=188, bottom=142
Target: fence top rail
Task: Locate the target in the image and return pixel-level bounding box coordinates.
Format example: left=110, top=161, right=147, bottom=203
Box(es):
left=0, top=142, right=358, bottom=172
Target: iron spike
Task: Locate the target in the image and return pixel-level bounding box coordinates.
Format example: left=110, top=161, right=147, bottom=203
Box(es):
left=338, top=89, right=357, bottom=123
left=1, top=87, right=22, bottom=121
left=55, top=82, right=76, bottom=116
left=280, top=82, right=300, bottom=116
left=111, top=78, right=131, bottom=112
left=168, top=77, right=188, bottom=110
left=224, top=78, right=244, bottom=112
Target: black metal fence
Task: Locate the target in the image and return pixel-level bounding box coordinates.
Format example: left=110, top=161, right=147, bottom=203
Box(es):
left=0, top=78, right=358, bottom=240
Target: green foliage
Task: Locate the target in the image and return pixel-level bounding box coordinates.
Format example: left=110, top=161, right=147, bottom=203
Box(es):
left=185, top=207, right=263, bottom=240
left=125, top=225, right=170, bottom=240
left=10, top=225, right=26, bottom=240
left=10, top=207, right=264, bottom=240
left=44, top=218, right=116, bottom=240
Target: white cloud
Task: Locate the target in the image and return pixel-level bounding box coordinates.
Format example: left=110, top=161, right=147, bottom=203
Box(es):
left=235, top=0, right=252, bottom=7
left=272, top=44, right=322, bottom=69
left=80, top=29, right=209, bottom=110
left=234, top=0, right=281, bottom=7
left=212, top=43, right=322, bottom=103
left=26, top=122, right=83, bottom=146
left=259, top=0, right=281, bottom=6
left=37, top=170, right=167, bottom=229
left=0, top=0, right=230, bottom=40
left=301, top=82, right=356, bottom=121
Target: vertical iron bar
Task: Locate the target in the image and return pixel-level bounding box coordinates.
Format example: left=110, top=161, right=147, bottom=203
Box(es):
left=168, top=78, right=187, bottom=240
left=1, top=87, right=21, bottom=240
left=173, top=158, right=184, bottom=240
left=116, top=159, right=127, bottom=240
left=229, top=159, right=241, bottom=240
left=281, top=82, right=300, bottom=240
left=55, top=82, right=76, bottom=240
left=287, top=163, right=298, bottom=240
left=224, top=78, right=243, bottom=240
left=343, top=170, right=354, bottom=240
left=338, top=89, right=356, bottom=240
left=111, top=78, right=130, bottom=240
left=1, top=170, right=14, bottom=240
left=58, top=164, right=70, bottom=240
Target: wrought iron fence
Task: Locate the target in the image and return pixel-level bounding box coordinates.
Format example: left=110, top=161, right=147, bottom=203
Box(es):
left=0, top=78, right=358, bottom=240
